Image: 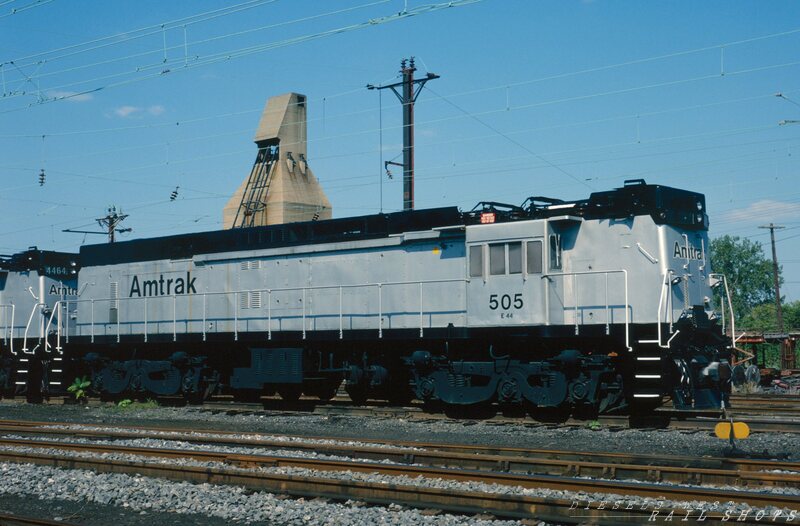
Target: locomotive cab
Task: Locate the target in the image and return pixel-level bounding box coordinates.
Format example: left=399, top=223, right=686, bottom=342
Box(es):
left=579, top=180, right=731, bottom=410
left=0, top=248, right=79, bottom=400
left=458, top=180, right=731, bottom=411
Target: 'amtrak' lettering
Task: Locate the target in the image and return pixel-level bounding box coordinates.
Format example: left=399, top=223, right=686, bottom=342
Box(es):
left=672, top=241, right=703, bottom=261
left=129, top=272, right=197, bottom=297
left=50, top=284, right=77, bottom=296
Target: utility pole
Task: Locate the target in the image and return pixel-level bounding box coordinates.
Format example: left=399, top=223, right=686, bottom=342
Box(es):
left=759, top=223, right=794, bottom=369
left=759, top=223, right=785, bottom=333
left=368, top=58, right=439, bottom=211
left=98, top=206, right=131, bottom=243
left=63, top=206, right=132, bottom=243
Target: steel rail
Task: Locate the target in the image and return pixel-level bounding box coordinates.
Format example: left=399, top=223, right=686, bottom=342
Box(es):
left=731, top=394, right=800, bottom=401
left=0, top=439, right=800, bottom=506
left=0, top=440, right=796, bottom=524
left=0, top=421, right=798, bottom=491
left=730, top=394, right=800, bottom=411
left=6, top=393, right=800, bottom=432
left=186, top=395, right=800, bottom=431
left=0, top=514, right=81, bottom=526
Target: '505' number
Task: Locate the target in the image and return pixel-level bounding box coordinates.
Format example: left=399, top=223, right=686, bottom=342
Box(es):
left=489, top=293, right=523, bottom=310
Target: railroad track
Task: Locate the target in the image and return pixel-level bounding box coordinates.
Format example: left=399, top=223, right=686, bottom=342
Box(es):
left=194, top=399, right=800, bottom=433
left=0, top=419, right=797, bottom=524
left=0, top=419, right=797, bottom=487
left=729, top=394, right=800, bottom=416
left=7, top=393, right=800, bottom=432
left=0, top=513, right=80, bottom=526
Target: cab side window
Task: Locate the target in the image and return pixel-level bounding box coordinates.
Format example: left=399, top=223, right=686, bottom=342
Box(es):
left=526, top=240, right=543, bottom=274
left=508, top=242, right=522, bottom=274
left=474, top=241, right=533, bottom=277
left=489, top=243, right=505, bottom=275
left=469, top=245, right=483, bottom=278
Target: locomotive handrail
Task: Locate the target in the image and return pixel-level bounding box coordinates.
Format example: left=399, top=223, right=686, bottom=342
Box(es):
left=541, top=269, right=630, bottom=352
left=0, top=304, right=16, bottom=355
left=69, top=277, right=470, bottom=342
left=709, top=273, right=737, bottom=345
left=654, top=271, right=667, bottom=347
left=654, top=269, right=677, bottom=348
left=42, top=300, right=63, bottom=354
left=41, top=300, right=73, bottom=355
left=21, top=302, right=44, bottom=354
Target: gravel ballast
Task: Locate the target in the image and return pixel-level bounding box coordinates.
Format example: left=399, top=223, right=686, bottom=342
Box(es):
left=0, top=462, right=526, bottom=525
left=0, top=401, right=798, bottom=524
left=1, top=402, right=796, bottom=460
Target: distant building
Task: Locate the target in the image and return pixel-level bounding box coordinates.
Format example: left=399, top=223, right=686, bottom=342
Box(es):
left=223, top=92, right=332, bottom=228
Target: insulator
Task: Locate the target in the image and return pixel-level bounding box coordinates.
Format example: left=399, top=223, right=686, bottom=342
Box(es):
left=170, top=187, right=179, bottom=201
left=38, top=169, right=46, bottom=186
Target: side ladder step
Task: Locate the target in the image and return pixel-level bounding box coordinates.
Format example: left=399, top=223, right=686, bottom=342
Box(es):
left=631, top=343, right=666, bottom=398
left=13, top=356, right=29, bottom=390
left=47, top=355, right=65, bottom=391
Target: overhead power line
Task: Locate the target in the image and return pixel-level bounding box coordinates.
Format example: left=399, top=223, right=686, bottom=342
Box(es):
left=2, top=0, right=276, bottom=66
left=3, top=0, right=388, bottom=88
left=413, top=27, right=800, bottom=102
left=426, top=86, right=592, bottom=190
left=0, top=0, right=53, bottom=20
left=18, top=94, right=793, bottom=171
left=21, top=4, right=799, bottom=116
left=1, top=38, right=798, bottom=139
left=0, top=0, right=480, bottom=112
left=3, top=110, right=793, bottom=205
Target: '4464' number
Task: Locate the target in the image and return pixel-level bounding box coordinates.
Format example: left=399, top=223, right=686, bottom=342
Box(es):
left=489, top=293, right=523, bottom=310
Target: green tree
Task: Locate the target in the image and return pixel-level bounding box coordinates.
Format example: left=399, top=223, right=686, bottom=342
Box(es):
left=709, top=235, right=779, bottom=320
left=740, top=301, right=800, bottom=332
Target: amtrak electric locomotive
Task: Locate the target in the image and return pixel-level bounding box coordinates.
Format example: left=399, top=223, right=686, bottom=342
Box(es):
left=0, top=180, right=733, bottom=413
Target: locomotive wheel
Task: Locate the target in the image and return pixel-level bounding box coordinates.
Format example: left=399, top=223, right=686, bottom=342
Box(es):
left=526, top=402, right=570, bottom=423
left=183, top=390, right=204, bottom=405
left=572, top=401, right=600, bottom=420
left=386, top=387, right=413, bottom=406
left=278, top=385, right=302, bottom=402
left=345, top=384, right=368, bottom=405
left=303, top=385, right=339, bottom=402
left=233, top=389, right=262, bottom=403
left=305, top=380, right=341, bottom=401
left=444, top=402, right=496, bottom=420
left=315, top=387, right=337, bottom=401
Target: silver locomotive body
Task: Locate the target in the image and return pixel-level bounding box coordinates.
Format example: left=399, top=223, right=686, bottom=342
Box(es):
left=11, top=181, right=731, bottom=411
left=0, top=249, right=78, bottom=399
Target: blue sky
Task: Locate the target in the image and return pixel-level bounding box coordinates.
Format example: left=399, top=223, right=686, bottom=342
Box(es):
left=1, top=0, right=799, bottom=301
